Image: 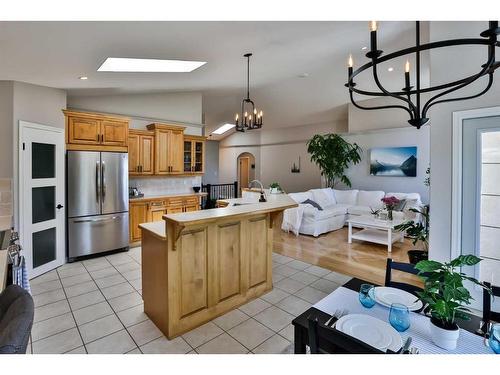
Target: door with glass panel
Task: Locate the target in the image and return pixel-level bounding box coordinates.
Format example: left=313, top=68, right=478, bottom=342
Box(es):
left=460, top=116, right=500, bottom=308
left=19, top=121, right=65, bottom=278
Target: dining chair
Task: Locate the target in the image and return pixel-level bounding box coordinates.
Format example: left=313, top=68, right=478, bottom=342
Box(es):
left=384, top=258, right=423, bottom=297
left=483, top=282, right=500, bottom=323
left=307, top=315, right=390, bottom=354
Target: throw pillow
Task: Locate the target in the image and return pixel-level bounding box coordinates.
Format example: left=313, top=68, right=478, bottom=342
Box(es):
left=301, top=199, right=323, bottom=211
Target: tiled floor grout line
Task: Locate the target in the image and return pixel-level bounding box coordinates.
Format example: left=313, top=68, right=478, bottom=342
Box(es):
left=32, top=250, right=345, bottom=354
left=54, top=269, right=87, bottom=354
left=82, top=256, right=143, bottom=353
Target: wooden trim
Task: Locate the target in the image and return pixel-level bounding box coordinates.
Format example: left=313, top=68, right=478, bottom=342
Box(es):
left=63, top=109, right=130, bottom=122
left=66, top=143, right=128, bottom=152
left=184, top=135, right=208, bottom=141
left=146, top=123, right=186, bottom=132
left=129, top=129, right=155, bottom=136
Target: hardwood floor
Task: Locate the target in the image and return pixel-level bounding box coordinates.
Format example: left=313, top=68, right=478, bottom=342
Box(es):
left=273, top=226, right=422, bottom=287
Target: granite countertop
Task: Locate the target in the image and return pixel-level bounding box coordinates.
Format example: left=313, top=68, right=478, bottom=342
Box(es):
left=129, top=192, right=207, bottom=201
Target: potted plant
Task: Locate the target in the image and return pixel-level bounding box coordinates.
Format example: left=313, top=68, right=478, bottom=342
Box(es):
left=307, top=134, right=362, bottom=188
left=415, top=255, right=491, bottom=350
left=394, top=207, right=429, bottom=264
left=269, top=182, right=282, bottom=194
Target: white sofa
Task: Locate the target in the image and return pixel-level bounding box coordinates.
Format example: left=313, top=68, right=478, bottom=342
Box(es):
left=282, top=188, right=423, bottom=237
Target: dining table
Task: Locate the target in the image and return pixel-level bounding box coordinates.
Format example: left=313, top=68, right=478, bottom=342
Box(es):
left=292, top=277, right=490, bottom=354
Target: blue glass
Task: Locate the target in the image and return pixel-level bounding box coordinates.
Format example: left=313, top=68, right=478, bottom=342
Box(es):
left=359, top=284, right=376, bottom=308
left=389, top=303, right=410, bottom=332
left=489, top=323, right=500, bottom=354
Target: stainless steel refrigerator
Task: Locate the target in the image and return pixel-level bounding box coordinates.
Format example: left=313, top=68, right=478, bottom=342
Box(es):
left=67, top=151, right=129, bottom=260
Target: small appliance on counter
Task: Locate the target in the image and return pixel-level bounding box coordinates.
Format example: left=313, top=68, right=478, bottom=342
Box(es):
left=129, top=187, right=144, bottom=199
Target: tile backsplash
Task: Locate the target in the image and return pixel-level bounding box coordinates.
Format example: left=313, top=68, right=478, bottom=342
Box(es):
left=0, top=178, right=12, bottom=230
left=129, top=176, right=202, bottom=196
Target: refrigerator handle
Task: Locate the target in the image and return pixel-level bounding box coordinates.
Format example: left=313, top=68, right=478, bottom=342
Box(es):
left=95, top=161, right=100, bottom=204
left=101, top=161, right=106, bottom=201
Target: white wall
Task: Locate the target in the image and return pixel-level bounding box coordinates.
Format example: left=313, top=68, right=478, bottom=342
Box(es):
left=428, top=21, right=500, bottom=262
left=0, top=82, right=14, bottom=178
left=67, top=92, right=203, bottom=126
left=343, top=127, right=430, bottom=203
left=203, top=140, right=220, bottom=185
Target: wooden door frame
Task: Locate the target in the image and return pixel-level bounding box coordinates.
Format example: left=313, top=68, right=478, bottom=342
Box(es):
left=238, top=156, right=250, bottom=196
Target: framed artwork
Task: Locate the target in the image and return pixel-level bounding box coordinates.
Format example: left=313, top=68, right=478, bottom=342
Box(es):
left=370, top=146, right=417, bottom=177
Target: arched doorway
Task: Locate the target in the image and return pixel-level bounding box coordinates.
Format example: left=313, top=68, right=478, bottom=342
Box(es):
left=237, top=152, right=256, bottom=196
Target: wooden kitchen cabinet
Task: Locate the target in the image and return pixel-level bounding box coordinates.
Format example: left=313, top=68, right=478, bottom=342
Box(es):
left=146, top=123, right=185, bottom=175
left=129, top=201, right=149, bottom=243
left=129, top=194, right=203, bottom=243
left=128, top=129, right=154, bottom=175
left=63, top=110, right=129, bottom=152
left=183, top=135, right=206, bottom=174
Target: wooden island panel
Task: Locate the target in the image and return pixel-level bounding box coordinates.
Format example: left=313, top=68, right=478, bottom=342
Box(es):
left=140, top=196, right=298, bottom=339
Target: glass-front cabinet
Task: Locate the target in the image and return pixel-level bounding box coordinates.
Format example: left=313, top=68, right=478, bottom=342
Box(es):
left=183, top=135, right=206, bottom=174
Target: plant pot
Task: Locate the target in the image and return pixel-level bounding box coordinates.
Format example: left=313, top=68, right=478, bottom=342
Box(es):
left=407, top=250, right=428, bottom=265
left=270, top=187, right=280, bottom=194
left=192, top=186, right=201, bottom=193
left=429, top=318, right=460, bottom=350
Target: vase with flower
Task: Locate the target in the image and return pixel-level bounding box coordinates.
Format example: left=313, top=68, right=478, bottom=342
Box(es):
left=381, top=196, right=400, bottom=221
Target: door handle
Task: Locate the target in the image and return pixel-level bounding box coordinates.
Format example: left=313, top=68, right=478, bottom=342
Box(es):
left=101, top=161, right=106, bottom=201
left=96, top=161, right=100, bottom=204
left=74, top=216, right=119, bottom=224
left=56, top=204, right=64, bottom=209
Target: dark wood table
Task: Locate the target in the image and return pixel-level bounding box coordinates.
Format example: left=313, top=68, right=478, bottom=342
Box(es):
left=292, top=277, right=482, bottom=354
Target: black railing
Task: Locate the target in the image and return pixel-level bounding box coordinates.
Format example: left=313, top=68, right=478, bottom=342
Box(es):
left=201, top=181, right=238, bottom=209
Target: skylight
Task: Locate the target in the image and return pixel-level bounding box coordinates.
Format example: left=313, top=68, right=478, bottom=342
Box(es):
left=212, top=124, right=236, bottom=135
left=97, top=58, right=206, bottom=72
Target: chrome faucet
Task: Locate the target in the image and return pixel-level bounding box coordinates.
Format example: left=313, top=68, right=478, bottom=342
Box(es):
left=248, top=180, right=267, bottom=202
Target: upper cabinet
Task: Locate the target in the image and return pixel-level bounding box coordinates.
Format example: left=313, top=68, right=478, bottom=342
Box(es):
left=128, top=129, right=155, bottom=175
left=183, top=135, right=206, bottom=174
left=64, top=110, right=129, bottom=152
left=146, top=123, right=185, bottom=175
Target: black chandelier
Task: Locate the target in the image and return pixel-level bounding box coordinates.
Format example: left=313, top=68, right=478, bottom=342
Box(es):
left=346, top=21, right=500, bottom=129
left=235, top=53, right=263, bottom=132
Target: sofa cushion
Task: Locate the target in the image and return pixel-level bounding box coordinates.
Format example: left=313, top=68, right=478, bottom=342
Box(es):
left=302, top=204, right=348, bottom=220
left=357, top=190, right=385, bottom=209
left=385, top=192, right=422, bottom=204
left=301, top=199, right=323, bottom=211
left=333, top=189, right=359, bottom=205
left=347, top=205, right=373, bottom=216
left=310, top=188, right=336, bottom=208
left=288, top=191, right=312, bottom=204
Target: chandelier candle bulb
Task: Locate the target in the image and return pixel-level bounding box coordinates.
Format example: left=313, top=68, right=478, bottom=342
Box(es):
left=370, top=21, right=377, bottom=32
left=405, top=60, right=410, bottom=73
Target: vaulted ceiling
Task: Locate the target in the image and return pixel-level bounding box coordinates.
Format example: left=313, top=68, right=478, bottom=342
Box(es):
left=0, top=21, right=425, bottom=135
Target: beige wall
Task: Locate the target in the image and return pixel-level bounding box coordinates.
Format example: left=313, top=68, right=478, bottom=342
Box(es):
left=12, top=81, right=67, bottom=228
left=0, top=82, right=14, bottom=178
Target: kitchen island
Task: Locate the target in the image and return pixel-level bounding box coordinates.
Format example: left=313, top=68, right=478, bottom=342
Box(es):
left=139, top=194, right=297, bottom=338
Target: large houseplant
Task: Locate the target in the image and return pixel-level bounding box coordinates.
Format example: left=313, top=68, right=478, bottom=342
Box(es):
left=307, top=134, right=362, bottom=188
left=394, top=207, right=429, bottom=264
left=415, top=255, right=491, bottom=350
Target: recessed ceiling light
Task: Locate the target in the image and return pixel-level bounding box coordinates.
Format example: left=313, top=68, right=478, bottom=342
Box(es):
left=212, top=123, right=235, bottom=135
left=79, top=76, right=88, bottom=80
left=388, top=67, right=394, bottom=72
left=361, top=46, right=368, bottom=50
left=97, top=57, right=207, bottom=73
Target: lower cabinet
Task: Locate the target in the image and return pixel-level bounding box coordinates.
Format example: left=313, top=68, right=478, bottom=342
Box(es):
left=129, top=195, right=201, bottom=243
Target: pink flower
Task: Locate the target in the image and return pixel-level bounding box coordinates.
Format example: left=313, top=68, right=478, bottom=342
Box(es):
left=381, top=196, right=400, bottom=207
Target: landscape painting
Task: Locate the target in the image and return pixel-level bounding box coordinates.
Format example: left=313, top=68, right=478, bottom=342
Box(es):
left=370, top=146, right=417, bottom=177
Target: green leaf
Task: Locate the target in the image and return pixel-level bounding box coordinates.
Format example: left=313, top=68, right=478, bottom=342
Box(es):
left=415, top=260, right=443, bottom=272
left=449, top=255, right=482, bottom=267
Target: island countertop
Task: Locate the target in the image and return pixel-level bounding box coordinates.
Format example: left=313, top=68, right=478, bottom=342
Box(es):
left=162, top=193, right=297, bottom=226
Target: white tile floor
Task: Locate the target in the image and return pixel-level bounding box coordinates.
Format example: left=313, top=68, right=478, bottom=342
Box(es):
left=28, top=248, right=351, bottom=354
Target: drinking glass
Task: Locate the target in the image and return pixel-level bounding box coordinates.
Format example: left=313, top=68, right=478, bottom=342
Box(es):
left=359, top=284, right=376, bottom=308
left=389, top=303, right=410, bottom=332
left=488, top=323, right=500, bottom=354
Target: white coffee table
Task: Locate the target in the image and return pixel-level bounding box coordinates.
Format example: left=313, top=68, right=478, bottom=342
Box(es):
left=346, top=215, right=405, bottom=253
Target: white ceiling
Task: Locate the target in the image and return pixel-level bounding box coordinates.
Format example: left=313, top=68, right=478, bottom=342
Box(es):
left=0, top=21, right=423, bottom=135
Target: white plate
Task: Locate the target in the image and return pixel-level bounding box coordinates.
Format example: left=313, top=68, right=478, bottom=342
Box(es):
left=374, top=286, right=423, bottom=311
left=336, top=314, right=402, bottom=352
